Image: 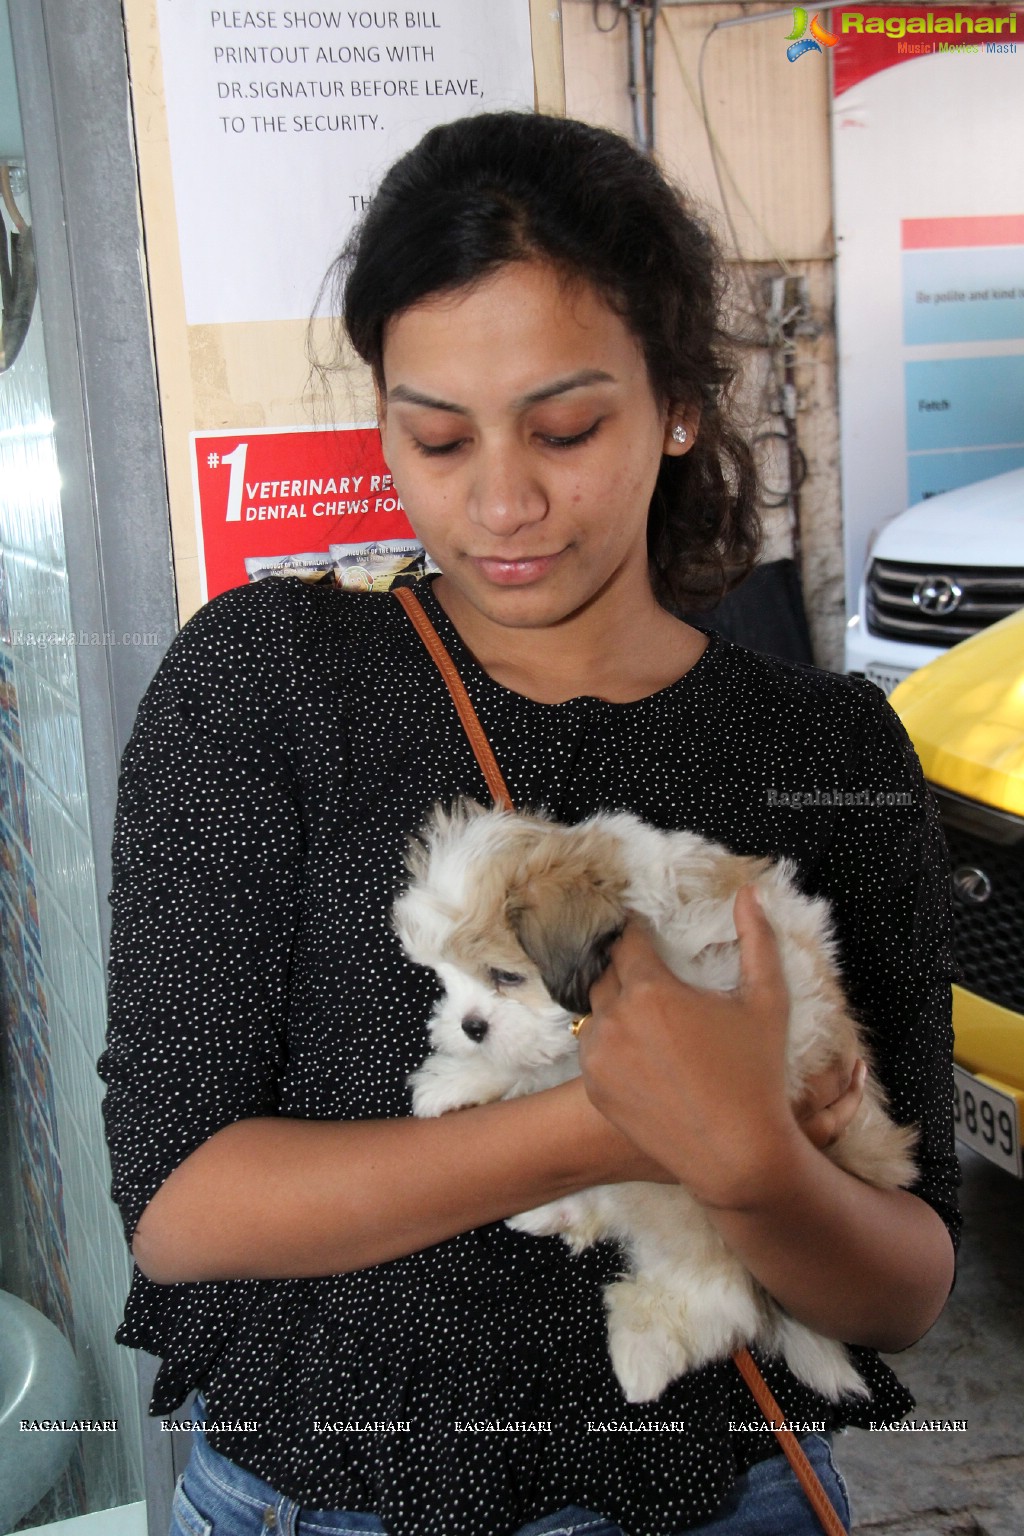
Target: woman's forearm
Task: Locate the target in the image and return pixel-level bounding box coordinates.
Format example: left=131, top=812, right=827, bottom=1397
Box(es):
left=700, top=1124, right=956, bottom=1353
left=130, top=1079, right=668, bottom=1284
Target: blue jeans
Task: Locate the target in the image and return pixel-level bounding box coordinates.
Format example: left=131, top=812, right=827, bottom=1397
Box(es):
left=170, top=1425, right=851, bottom=1536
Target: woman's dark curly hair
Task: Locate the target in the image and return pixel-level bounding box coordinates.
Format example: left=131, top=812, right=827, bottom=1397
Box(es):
left=328, top=111, right=760, bottom=610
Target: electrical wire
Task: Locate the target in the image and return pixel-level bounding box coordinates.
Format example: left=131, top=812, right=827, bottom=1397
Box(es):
left=686, top=8, right=811, bottom=542
left=753, top=428, right=808, bottom=507
left=0, top=165, right=28, bottom=236
left=696, top=25, right=775, bottom=322
left=592, top=0, right=621, bottom=33
left=660, top=12, right=793, bottom=278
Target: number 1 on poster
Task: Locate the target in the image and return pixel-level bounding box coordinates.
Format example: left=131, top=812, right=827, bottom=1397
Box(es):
left=222, top=443, right=248, bottom=523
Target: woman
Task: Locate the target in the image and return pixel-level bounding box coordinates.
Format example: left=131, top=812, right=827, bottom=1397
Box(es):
left=100, top=112, right=959, bottom=1536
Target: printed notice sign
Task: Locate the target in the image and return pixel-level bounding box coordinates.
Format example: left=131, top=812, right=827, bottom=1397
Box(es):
left=191, top=424, right=418, bottom=600
left=901, top=215, right=1024, bottom=501
left=903, top=216, right=1024, bottom=347
left=156, top=3, right=535, bottom=325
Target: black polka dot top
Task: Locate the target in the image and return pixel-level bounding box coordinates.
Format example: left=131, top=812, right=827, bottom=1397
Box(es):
left=99, top=575, right=960, bottom=1536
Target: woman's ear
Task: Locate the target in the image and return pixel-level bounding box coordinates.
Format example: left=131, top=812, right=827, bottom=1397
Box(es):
left=663, top=405, right=701, bottom=457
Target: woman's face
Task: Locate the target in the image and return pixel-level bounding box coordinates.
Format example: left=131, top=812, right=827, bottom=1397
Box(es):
left=376, top=260, right=694, bottom=633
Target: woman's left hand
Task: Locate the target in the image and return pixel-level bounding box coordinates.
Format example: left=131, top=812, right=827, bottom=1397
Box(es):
left=579, top=886, right=955, bottom=1350
left=797, top=1055, right=866, bottom=1151
left=578, top=885, right=810, bottom=1209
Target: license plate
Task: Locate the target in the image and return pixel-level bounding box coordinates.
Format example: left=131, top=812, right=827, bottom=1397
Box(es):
left=865, top=665, right=913, bottom=697
left=952, top=1064, right=1022, bottom=1176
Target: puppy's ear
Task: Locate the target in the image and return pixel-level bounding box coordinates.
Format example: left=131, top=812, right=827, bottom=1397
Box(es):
left=506, top=833, right=627, bottom=1015
left=404, top=796, right=493, bottom=881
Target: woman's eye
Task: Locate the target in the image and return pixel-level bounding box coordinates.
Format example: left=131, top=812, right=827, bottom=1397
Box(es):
left=538, top=420, right=602, bottom=450
left=412, top=438, right=466, bottom=458
left=488, top=968, right=526, bottom=988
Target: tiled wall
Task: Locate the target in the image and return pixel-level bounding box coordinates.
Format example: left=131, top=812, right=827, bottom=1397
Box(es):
left=0, top=284, right=143, bottom=1516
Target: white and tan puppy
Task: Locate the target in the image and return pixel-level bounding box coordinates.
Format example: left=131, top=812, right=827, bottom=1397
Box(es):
left=393, top=799, right=917, bottom=1405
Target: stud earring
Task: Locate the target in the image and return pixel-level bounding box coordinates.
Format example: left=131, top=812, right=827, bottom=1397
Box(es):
left=672, top=425, right=688, bottom=445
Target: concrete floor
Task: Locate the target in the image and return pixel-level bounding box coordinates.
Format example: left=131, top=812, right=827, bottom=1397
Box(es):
left=833, top=1147, right=1024, bottom=1535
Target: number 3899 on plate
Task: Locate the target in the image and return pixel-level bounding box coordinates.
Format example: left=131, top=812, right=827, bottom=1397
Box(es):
left=952, top=1064, right=1022, bottom=1177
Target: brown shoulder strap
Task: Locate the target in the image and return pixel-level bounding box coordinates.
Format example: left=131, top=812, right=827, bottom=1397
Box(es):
left=393, top=585, right=513, bottom=811
left=394, top=582, right=847, bottom=1536
left=732, top=1348, right=848, bottom=1536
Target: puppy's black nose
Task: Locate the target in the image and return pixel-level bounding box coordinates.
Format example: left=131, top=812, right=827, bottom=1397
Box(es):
left=461, top=1016, right=489, bottom=1043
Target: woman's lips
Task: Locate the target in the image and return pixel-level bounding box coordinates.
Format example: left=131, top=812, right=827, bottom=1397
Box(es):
left=470, top=551, right=564, bottom=585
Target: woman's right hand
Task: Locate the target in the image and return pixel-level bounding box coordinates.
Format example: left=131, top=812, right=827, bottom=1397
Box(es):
left=554, top=1074, right=678, bottom=1186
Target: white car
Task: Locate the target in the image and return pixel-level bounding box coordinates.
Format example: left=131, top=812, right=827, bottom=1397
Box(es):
left=845, top=466, right=1024, bottom=695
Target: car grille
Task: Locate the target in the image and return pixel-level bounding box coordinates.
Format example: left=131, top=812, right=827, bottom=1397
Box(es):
left=867, top=560, right=1024, bottom=646
left=864, top=664, right=913, bottom=697
left=933, top=787, right=1024, bottom=1014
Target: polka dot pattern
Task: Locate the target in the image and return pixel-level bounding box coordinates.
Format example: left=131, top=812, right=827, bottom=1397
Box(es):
left=99, top=575, right=961, bottom=1536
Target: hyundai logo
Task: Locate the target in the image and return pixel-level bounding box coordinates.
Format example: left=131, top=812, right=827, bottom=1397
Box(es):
left=952, top=866, right=992, bottom=906
left=913, top=576, right=963, bottom=615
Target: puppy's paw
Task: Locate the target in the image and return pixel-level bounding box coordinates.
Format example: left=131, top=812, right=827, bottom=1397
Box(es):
left=408, top=1058, right=505, bottom=1118
left=506, top=1200, right=578, bottom=1240
left=774, top=1316, right=870, bottom=1402
left=507, top=1196, right=607, bottom=1255
left=604, top=1279, right=688, bottom=1403
left=409, top=1073, right=472, bottom=1118
left=608, top=1325, right=683, bottom=1404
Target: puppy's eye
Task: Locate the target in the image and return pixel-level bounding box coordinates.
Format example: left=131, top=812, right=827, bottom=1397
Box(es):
left=488, top=967, right=526, bottom=989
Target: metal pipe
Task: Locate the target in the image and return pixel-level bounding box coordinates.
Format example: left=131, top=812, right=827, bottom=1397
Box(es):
left=644, top=0, right=660, bottom=151
left=627, top=4, right=647, bottom=150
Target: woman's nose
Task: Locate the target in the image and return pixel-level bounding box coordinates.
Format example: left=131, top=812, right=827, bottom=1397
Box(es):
left=467, top=439, right=548, bottom=534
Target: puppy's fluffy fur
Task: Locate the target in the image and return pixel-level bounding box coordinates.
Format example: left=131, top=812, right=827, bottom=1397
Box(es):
left=393, top=799, right=917, bottom=1405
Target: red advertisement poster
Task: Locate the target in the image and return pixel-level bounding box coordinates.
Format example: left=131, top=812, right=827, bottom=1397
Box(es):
left=191, top=424, right=417, bottom=601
